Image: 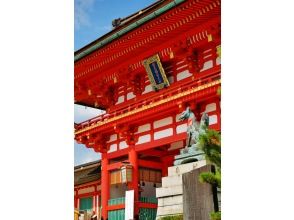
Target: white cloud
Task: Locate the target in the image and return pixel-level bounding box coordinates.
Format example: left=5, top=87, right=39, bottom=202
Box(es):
left=80, top=153, right=101, bottom=164
left=74, top=104, right=105, bottom=123
left=74, top=142, right=101, bottom=166
left=75, top=0, right=95, bottom=30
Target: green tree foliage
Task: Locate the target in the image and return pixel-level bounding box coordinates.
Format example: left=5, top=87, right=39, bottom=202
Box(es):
left=159, top=214, right=183, bottom=220
left=210, top=211, right=221, bottom=220
left=198, top=129, right=221, bottom=169
left=198, top=128, right=221, bottom=219
left=199, top=171, right=221, bottom=188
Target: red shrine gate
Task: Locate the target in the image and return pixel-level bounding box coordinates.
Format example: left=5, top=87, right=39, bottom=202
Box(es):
left=74, top=0, right=221, bottom=219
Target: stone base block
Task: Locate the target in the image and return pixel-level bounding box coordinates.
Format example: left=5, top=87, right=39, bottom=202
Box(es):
left=156, top=204, right=183, bottom=217
left=162, top=175, right=182, bottom=188
left=156, top=161, right=208, bottom=219
left=168, top=160, right=206, bottom=176
left=174, top=153, right=205, bottom=165
left=156, top=185, right=182, bottom=198
left=158, top=195, right=183, bottom=207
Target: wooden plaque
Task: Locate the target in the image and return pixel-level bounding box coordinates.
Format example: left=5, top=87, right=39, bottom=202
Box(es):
left=143, top=54, right=170, bottom=91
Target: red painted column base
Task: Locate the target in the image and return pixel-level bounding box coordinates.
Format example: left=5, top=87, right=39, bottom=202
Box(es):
left=128, top=146, right=139, bottom=217
left=101, top=153, right=109, bottom=219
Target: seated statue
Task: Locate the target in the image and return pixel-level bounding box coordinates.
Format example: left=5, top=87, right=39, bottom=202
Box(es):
left=178, top=106, right=209, bottom=150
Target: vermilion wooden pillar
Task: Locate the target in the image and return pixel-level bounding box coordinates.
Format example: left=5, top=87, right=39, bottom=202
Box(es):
left=74, top=190, right=78, bottom=209
left=161, top=156, right=168, bottom=177
left=101, top=152, right=109, bottom=219
left=93, top=194, right=96, bottom=214
left=128, top=146, right=139, bottom=217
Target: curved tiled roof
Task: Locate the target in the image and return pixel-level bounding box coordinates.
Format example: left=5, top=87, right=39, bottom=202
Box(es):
left=74, top=160, right=101, bottom=185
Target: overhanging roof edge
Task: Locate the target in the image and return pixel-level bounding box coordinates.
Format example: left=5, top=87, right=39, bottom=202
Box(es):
left=74, top=0, right=186, bottom=62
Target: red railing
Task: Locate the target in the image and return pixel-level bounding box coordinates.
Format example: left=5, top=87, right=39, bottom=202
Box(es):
left=75, top=66, right=220, bottom=131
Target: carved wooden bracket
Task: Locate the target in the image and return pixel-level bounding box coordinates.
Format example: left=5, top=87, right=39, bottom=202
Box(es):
left=114, top=124, right=138, bottom=146
left=86, top=133, right=108, bottom=153
left=129, top=73, right=145, bottom=96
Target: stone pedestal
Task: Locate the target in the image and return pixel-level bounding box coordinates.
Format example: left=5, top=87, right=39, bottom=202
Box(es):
left=155, top=160, right=207, bottom=219
left=174, top=144, right=205, bottom=165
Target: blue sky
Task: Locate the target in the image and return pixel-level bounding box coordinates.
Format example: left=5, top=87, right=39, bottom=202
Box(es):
left=75, top=0, right=156, bottom=50
left=74, top=0, right=156, bottom=165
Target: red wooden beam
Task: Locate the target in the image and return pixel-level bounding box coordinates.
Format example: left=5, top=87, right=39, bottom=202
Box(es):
left=136, top=133, right=186, bottom=152
left=107, top=204, right=125, bottom=211
left=140, top=149, right=165, bottom=157
left=76, top=192, right=100, bottom=199
left=74, top=180, right=101, bottom=190
left=138, top=202, right=157, bottom=209
left=107, top=162, right=122, bottom=171
left=107, top=148, right=129, bottom=159
left=138, top=159, right=162, bottom=170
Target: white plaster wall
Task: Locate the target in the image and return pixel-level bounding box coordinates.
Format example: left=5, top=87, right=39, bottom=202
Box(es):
left=136, top=124, right=151, bottom=134
left=142, top=84, right=152, bottom=94
left=154, top=128, right=173, bottom=140
left=205, top=103, right=216, bottom=113
left=127, top=92, right=135, bottom=100
left=154, top=117, right=173, bottom=129
left=176, top=70, right=192, bottom=81
left=108, top=144, right=117, bottom=153
left=116, top=95, right=125, bottom=104
left=119, top=141, right=128, bottom=149
left=209, top=115, right=218, bottom=125
left=110, top=184, right=128, bottom=199
left=78, top=186, right=95, bottom=195
left=136, top=134, right=151, bottom=145
left=176, top=124, right=187, bottom=134
left=200, top=60, right=213, bottom=72
left=107, top=134, right=117, bottom=143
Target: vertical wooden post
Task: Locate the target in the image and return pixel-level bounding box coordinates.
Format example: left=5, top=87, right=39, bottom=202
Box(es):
left=101, top=152, right=109, bottom=219
left=160, top=156, right=169, bottom=177
left=128, top=146, right=139, bottom=217
left=74, top=190, right=78, bottom=209
left=93, top=194, right=96, bottom=214
left=96, top=194, right=100, bottom=218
